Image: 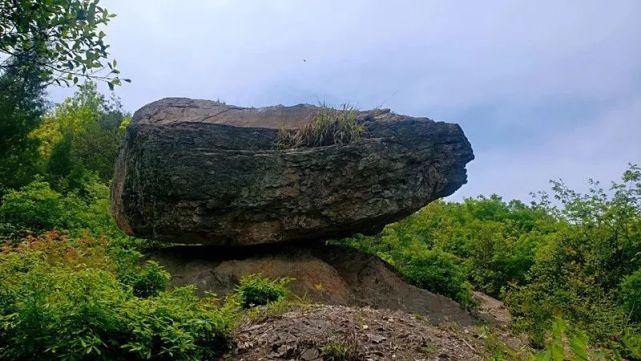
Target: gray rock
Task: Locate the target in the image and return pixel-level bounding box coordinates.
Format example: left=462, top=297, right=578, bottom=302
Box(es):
left=111, top=98, right=473, bottom=246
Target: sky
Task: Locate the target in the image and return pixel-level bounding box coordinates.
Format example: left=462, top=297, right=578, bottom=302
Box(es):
left=51, top=0, right=641, bottom=201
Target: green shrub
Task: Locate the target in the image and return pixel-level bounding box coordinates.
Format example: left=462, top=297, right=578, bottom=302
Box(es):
left=120, top=287, right=233, bottom=360
left=532, top=318, right=620, bottom=361
left=0, top=178, right=124, bottom=240
left=235, top=274, right=290, bottom=309
left=400, top=249, right=476, bottom=308
left=620, top=268, right=641, bottom=322
left=275, top=104, right=363, bottom=148
left=332, top=236, right=476, bottom=308
left=131, top=260, right=170, bottom=298
left=0, top=233, right=235, bottom=361
left=0, top=180, right=71, bottom=234
left=336, top=165, right=641, bottom=353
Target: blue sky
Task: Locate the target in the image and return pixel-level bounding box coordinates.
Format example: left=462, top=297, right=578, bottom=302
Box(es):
left=51, top=0, right=641, bottom=201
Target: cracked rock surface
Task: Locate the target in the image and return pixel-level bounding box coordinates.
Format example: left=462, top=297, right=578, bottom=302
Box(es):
left=111, top=98, right=474, bottom=246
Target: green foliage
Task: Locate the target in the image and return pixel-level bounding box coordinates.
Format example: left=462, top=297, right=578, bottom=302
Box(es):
left=620, top=268, right=641, bottom=322
left=400, top=249, right=476, bottom=308
left=33, top=81, right=129, bottom=188
left=275, top=104, right=363, bottom=148
left=119, top=287, right=233, bottom=361
left=0, top=180, right=70, bottom=234
left=0, top=0, right=125, bottom=195
left=622, top=327, right=641, bottom=360
left=0, top=0, right=127, bottom=88
left=319, top=337, right=362, bottom=361
left=0, top=232, right=234, bottom=361
left=337, top=165, right=641, bottom=355
left=0, top=57, right=48, bottom=193
left=531, top=318, right=621, bottom=361
left=507, top=165, right=641, bottom=351
left=131, top=260, right=170, bottom=298
left=235, top=274, right=290, bottom=309
left=0, top=178, right=120, bottom=239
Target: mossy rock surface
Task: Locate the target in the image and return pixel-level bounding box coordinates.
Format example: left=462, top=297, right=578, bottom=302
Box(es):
left=111, top=98, right=474, bottom=246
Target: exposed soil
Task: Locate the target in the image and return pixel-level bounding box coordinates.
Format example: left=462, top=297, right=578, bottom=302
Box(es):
left=223, top=304, right=525, bottom=361
left=149, top=243, right=474, bottom=325
left=150, top=243, right=530, bottom=360
left=472, top=291, right=512, bottom=326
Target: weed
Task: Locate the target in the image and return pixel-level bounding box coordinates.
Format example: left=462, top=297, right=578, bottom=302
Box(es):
left=275, top=104, right=363, bottom=149
left=235, top=273, right=291, bottom=309
left=319, top=333, right=362, bottom=361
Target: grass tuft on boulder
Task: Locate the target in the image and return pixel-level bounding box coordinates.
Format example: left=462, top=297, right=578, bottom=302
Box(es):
left=275, top=104, right=363, bottom=149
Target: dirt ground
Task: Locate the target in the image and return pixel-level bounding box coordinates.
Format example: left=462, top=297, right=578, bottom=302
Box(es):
left=223, top=303, right=528, bottom=361
left=150, top=244, right=529, bottom=360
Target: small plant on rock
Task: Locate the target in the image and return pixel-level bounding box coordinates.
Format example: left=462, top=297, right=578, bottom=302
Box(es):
left=319, top=334, right=362, bottom=361
left=275, top=104, right=363, bottom=149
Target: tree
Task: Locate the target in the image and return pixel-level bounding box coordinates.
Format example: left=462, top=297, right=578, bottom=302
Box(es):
left=0, top=57, right=47, bottom=193
left=0, top=0, right=127, bottom=88
left=0, top=0, right=124, bottom=193
left=32, top=82, right=128, bottom=190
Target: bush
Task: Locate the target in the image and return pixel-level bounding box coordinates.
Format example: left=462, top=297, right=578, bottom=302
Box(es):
left=0, top=178, right=132, bottom=241
left=531, top=318, right=620, bottom=361
left=0, top=233, right=235, bottom=361
left=400, top=249, right=476, bottom=308
left=275, top=104, right=363, bottom=148
left=120, top=287, right=233, bottom=360
left=620, top=268, right=641, bottom=322
left=336, top=165, right=641, bottom=353
left=235, top=274, right=290, bottom=309
left=0, top=180, right=71, bottom=234
left=131, top=260, right=170, bottom=298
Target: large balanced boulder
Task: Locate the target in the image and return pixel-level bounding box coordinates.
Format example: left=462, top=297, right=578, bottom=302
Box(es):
left=111, top=98, right=473, bottom=246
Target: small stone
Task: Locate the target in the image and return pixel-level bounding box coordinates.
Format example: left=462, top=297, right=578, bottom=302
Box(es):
left=300, top=348, right=320, bottom=360
left=368, top=334, right=387, bottom=344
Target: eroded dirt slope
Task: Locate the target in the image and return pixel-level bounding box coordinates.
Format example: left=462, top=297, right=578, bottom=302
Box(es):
left=223, top=303, right=527, bottom=361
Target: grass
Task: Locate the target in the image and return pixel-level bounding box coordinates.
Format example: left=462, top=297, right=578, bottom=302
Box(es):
left=275, top=104, right=363, bottom=149
left=319, top=334, right=362, bottom=361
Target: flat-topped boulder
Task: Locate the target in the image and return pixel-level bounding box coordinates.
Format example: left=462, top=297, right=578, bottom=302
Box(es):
left=111, top=98, right=474, bottom=246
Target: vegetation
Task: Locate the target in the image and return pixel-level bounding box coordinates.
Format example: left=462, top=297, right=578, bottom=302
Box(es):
left=489, top=318, right=622, bottom=361
left=0, top=232, right=235, bottom=360
left=1, top=1, right=639, bottom=359
left=235, top=273, right=290, bottom=309
left=336, top=164, right=641, bottom=357
left=275, top=104, right=363, bottom=148
left=319, top=336, right=362, bottom=361
left=0, top=0, right=127, bottom=87
left=0, top=57, right=48, bottom=193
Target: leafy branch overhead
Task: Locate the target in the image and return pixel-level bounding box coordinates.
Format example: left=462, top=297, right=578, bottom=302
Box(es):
left=0, top=0, right=129, bottom=88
